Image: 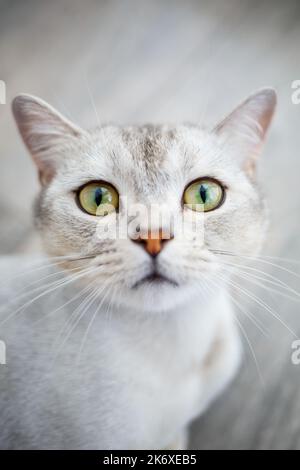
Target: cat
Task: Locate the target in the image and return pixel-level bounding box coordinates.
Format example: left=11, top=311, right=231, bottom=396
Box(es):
left=0, top=88, right=276, bottom=449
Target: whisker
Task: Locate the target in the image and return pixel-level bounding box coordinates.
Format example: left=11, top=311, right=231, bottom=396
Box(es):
left=218, top=259, right=300, bottom=302
left=52, top=283, right=100, bottom=356
left=0, top=263, right=95, bottom=315
left=0, top=265, right=100, bottom=327
left=230, top=268, right=300, bottom=304
left=84, top=72, right=101, bottom=127
left=33, top=281, right=97, bottom=326
left=215, top=271, right=298, bottom=338
left=76, top=275, right=120, bottom=364
left=52, top=277, right=117, bottom=362
left=203, top=273, right=268, bottom=336
left=226, top=289, right=268, bottom=337
left=212, top=249, right=300, bottom=279
left=234, top=315, right=265, bottom=388
left=201, top=274, right=266, bottom=385
left=0, top=253, right=96, bottom=286
left=1, top=265, right=90, bottom=309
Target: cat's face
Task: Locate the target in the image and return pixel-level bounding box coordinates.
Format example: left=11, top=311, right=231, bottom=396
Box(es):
left=12, top=90, right=276, bottom=312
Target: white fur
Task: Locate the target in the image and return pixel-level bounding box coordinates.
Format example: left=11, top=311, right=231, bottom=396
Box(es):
left=0, top=89, right=276, bottom=449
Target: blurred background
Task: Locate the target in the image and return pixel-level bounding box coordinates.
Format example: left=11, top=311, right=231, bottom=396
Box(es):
left=1, top=0, right=300, bottom=449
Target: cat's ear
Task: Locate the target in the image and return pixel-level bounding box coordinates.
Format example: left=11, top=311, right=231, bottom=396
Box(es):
left=12, top=94, right=84, bottom=185
left=213, top=88, right=276, bottom=178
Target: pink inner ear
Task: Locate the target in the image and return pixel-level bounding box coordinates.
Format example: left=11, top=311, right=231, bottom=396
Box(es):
left=30, top=138, right=59, bottom=185
left=213, top=89, right=276, bottom=177
left=12, top=94, right=84, bottom=186
left=214, top=89, right=276, bottom=138
left=243, top=156, right=257, bottom=179
left=38, top=166, right=56, bottom=186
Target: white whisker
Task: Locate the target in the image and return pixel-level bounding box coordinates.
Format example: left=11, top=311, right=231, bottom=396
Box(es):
left=215, top=271, right=298, bottom=339
left=0, top=265, right=100, bottom=327
left=76, top=275, right=120, bottom=364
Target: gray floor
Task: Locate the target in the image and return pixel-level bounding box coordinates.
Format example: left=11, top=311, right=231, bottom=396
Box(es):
left=1, top=0, right=300, bottom=449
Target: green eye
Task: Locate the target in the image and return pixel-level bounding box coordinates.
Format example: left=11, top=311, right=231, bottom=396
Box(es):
left=78, top=182, right=119, bottom=216
left=183, top=179, right=224, bottom=212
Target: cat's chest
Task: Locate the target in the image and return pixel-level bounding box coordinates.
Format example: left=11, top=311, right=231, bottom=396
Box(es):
left=91, top=308, right=218, bottom=418
left=138, top=353, right=204, bottom=431
left=0, top=288, right=233, bottom=449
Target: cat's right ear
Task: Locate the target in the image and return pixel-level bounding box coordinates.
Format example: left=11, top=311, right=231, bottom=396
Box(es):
left=213, top=88, right=276, bottom=178
left=12, top=94, right=84, bottom=185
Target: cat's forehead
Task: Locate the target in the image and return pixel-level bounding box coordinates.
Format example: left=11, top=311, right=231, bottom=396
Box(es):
left=72, top=123, right=228, bottom=200
left=121, top=124, right=178, bottom=155
left=90, top=123, right=216, bottom=186
left=87, top=124, right=199, bottom=195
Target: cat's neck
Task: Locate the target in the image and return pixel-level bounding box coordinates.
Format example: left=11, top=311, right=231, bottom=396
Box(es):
left=90, top=284, right=233, bottom=365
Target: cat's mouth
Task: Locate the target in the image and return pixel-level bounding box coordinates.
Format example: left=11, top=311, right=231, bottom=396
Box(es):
left=132, top=270, right=178, bottom=289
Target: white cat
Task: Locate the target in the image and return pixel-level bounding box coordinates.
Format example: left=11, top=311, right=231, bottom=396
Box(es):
left=0, top=89, right=276, bottom=449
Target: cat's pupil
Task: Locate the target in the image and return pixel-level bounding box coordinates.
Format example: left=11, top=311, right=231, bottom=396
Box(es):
left=199, top=185, right=207, bottom=203
left=94, top=188, right=102, bottom=206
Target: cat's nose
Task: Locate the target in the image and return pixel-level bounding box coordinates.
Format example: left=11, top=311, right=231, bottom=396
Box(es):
left=132, top=229, right=174, bottom=257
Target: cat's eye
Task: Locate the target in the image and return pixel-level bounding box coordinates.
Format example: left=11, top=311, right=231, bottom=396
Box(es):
left=78, top=182, right=119, bottom=216
left=183, top=178, right=224, bottom=212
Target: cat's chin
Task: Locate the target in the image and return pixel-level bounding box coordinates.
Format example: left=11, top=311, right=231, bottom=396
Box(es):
left=117, top=279, right=199, bottom=313
left=131, top=272, right=179, bottom=289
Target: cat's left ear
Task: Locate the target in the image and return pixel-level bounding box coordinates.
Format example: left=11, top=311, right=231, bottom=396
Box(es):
left=12, top=94, right=84, bottom=185
left=213, top=88, right=277, bottom=178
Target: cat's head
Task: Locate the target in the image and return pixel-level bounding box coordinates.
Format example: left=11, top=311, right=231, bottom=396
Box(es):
left=12, top=89, right=276, bottom=312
